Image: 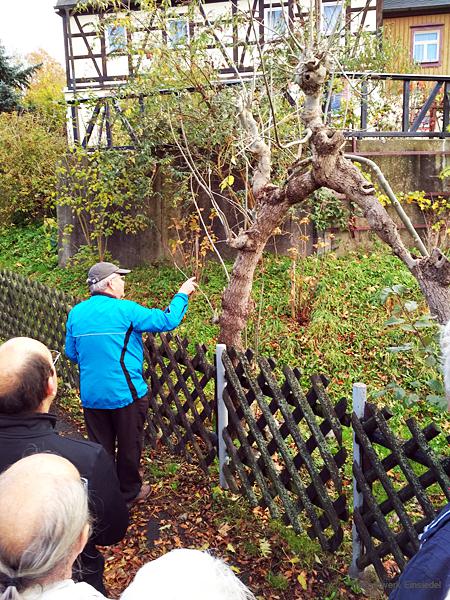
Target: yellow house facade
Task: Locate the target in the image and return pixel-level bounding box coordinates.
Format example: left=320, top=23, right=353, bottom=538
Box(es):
left=383, top=0, right=450, bottom=75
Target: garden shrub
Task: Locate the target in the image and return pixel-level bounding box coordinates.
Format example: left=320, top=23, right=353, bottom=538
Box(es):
left=0, top=112, right=66, bottom=224
left=56, top=146, right=153, bottom=260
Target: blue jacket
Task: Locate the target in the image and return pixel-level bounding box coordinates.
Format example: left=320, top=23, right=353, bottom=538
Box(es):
left=389, top=503, right=450, bottom=600
left=65, top=292, right=188, bottom=409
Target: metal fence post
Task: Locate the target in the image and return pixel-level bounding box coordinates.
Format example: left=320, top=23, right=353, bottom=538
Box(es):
left=215, top=343, right=229, bottom=489
left=349, top=382, right=367, bottom=578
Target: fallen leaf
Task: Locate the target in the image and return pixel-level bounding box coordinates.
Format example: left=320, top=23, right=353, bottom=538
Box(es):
left=297, top=571, right=308, bottom=590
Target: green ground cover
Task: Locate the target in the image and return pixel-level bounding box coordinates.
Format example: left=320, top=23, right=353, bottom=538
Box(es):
left=0, top=223, right=445, bottom=421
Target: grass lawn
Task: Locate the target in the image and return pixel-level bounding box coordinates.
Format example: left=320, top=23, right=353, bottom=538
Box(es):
left=1, top=223, right=447, bottom=423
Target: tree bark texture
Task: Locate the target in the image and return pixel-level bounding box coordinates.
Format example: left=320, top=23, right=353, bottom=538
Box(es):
left=218, top=178, right=316, bottom=348
left=411, top=249, right=450, bottom=325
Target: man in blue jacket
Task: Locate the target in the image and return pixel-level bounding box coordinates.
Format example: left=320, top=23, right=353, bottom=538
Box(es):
left=65, top=261, right=196, bottom=505
left=389, top=502, right=450, bottom=600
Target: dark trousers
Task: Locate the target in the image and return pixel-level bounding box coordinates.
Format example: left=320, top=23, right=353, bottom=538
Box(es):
left=84, top=394, right=149, bottom=502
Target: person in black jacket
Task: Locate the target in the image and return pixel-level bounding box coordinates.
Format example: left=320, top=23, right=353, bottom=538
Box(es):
left=0, top=336, right=129, bottom=595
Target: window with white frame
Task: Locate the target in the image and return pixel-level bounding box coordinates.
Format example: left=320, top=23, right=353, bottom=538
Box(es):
left=322, top=2, right=342, bottom=35
left=106, top=25, right=127, bottom=52
left=167, top=19, right=189, bottom=48
left=264, top=7, right=287, bottom=41
left=412, top=29, right=440, bottom=64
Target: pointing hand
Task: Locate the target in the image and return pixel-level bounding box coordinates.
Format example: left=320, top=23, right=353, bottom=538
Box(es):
left=178, top=277, right=198, bottom=296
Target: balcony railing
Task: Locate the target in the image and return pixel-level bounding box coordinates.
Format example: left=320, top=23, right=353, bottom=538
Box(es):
left=66, top=72, right=450, bottom=149
left=336, top=72, right=450, bottom=139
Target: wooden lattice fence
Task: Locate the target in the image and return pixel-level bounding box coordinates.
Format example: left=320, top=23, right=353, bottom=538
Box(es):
left=352, top=402, right=450, bottom=586
left=143, top=333, right=217, bottom=470
left=0, top=269, right=78, bottom=387
left=219, top=348, right=349, bottom=552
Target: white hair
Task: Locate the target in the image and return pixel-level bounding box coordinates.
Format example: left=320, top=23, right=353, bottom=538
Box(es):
left=89, top=273, right=116, bottom=295
left=440, top=320, right=450, bottom=411
left=120, top=549, right=256, bottom=600
left=0, top=472, right=89, bottom=600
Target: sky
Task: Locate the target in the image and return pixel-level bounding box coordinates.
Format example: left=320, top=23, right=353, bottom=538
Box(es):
left=0, top=0, right=66, bottom=65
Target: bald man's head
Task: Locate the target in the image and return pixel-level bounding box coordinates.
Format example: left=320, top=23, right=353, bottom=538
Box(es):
left=0, top=337, right=56, bottom=415
left=0, top=454, right=90, bottom=592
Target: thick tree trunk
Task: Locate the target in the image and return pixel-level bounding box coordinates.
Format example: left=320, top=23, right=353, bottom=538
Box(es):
left=218, top=196, right=290, bottom=349
left=218, top=176, right=316, bottom=349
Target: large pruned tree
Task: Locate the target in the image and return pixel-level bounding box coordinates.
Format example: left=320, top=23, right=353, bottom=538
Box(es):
left=77, top=1, right=450, bottom=349
left=218, top=53, right=450, bottom=348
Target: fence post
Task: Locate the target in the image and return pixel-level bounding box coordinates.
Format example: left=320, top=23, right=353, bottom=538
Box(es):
left=215, top=343, right=229, bottom=489
left=349, top=382, right=367, bottom=578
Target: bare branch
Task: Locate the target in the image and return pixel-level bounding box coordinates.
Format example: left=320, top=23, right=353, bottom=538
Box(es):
left=236, top=93, right=272, bottom=195
left=188, top=178, right=231, bottom=282
left=167, top=114, right=235, bottom=242
left=314, top=0, right=322, bottom=35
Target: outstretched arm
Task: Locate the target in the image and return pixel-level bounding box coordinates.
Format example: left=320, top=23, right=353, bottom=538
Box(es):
left=133, top=278, right=197, bottom=334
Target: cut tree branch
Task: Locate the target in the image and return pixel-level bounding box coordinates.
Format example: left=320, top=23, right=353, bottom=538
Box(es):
left=236, top=93, right=272, bottom=195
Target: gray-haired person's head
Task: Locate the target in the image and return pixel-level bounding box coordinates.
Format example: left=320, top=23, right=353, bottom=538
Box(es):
left=0, top=454, right=90, bottom=600
left=120, top=548, right=256, bottom=600
left=87, top=262, right=130, bottom=295
left=88, top=272, right=117, bottom=295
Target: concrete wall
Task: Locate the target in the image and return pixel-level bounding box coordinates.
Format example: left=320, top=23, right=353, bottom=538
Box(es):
left=57, top=138, right=450, bottom=266
left=334, top=138, right=450, bottom=254
left=353, top=138, right=449, bottom=195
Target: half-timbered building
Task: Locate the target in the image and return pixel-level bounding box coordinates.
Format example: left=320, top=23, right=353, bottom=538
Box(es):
left=55, top=0, right=381, bottom=147
left=56, top=0, right=380, bottom=92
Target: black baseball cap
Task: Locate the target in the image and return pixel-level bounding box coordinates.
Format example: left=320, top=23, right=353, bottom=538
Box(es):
left=87, top=262, right=131, bottom=286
